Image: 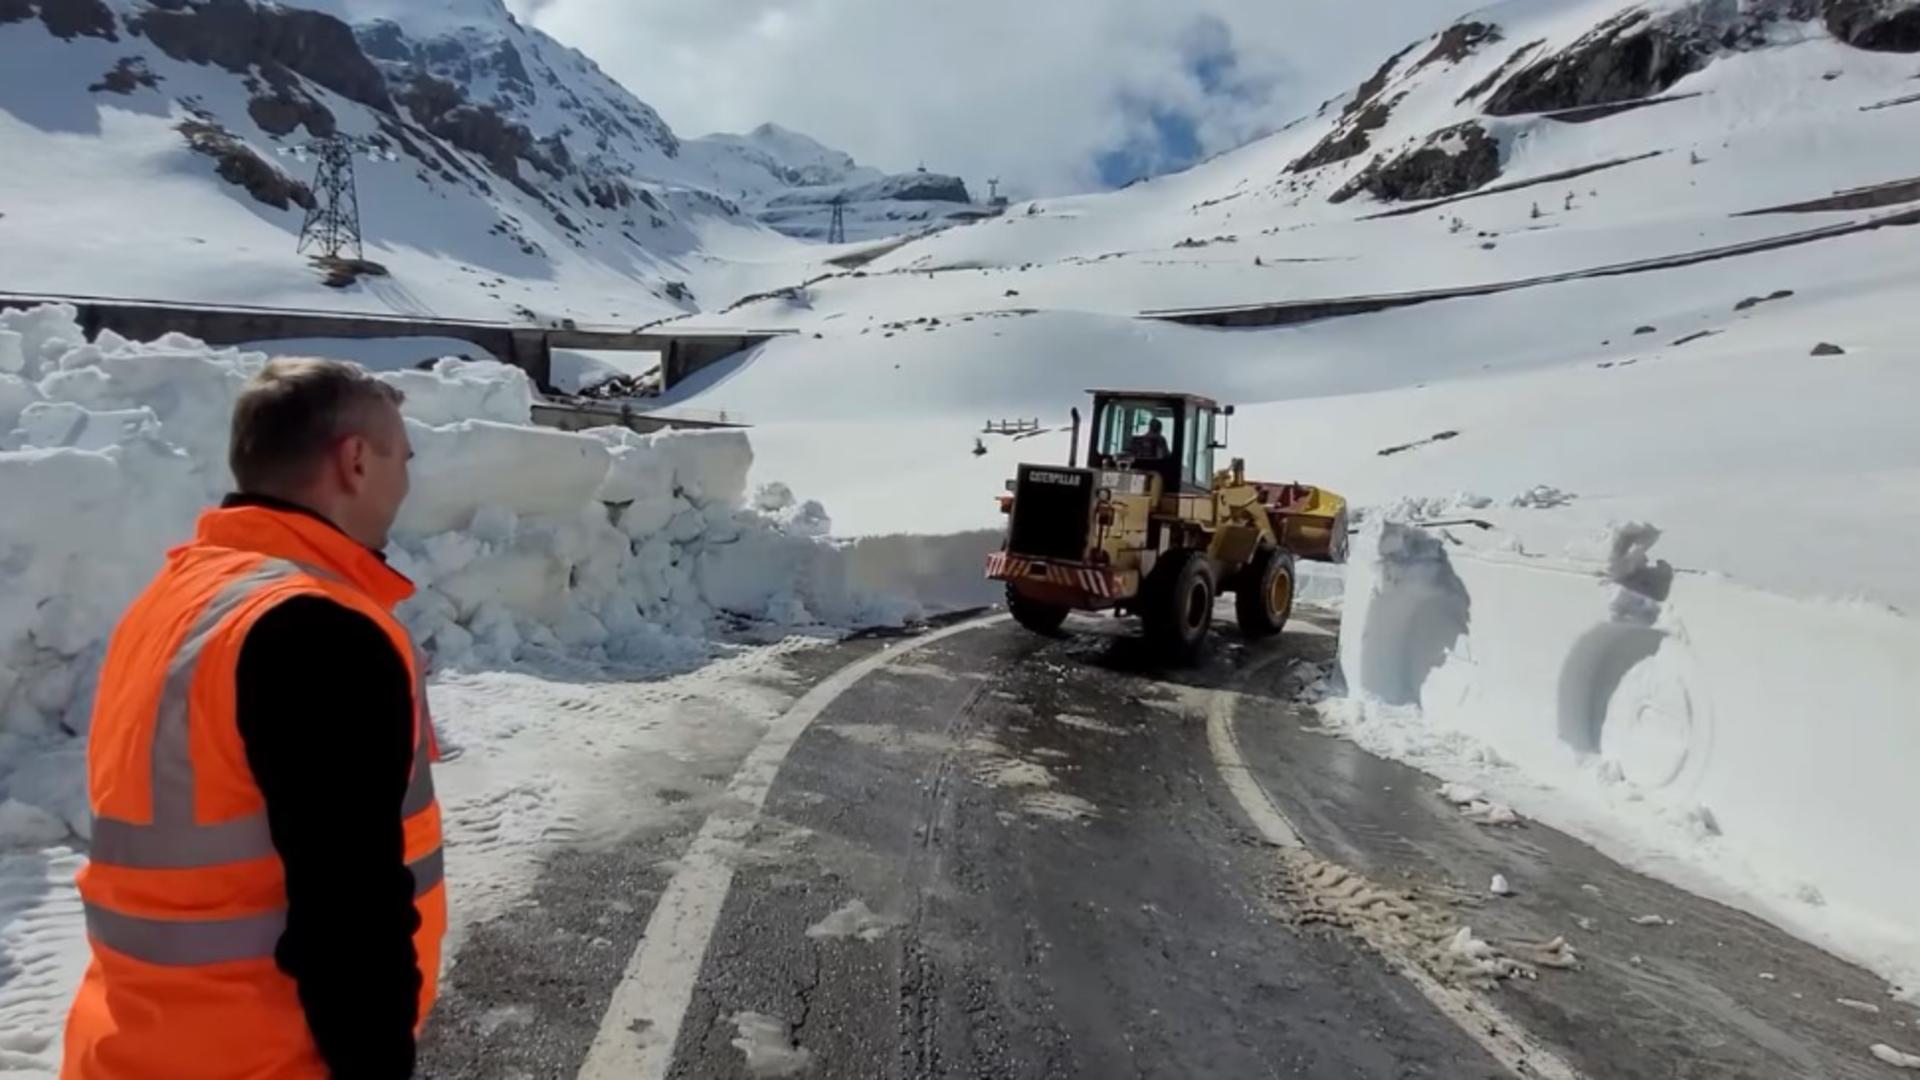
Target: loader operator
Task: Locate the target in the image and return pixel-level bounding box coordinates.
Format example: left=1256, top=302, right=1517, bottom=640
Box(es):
left=63, top=358, right=444, bottom=1080
left=1127, top=418, right=1171, bottom=461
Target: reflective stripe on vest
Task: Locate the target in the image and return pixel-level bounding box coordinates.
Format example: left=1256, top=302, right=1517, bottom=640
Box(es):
left=84, top=556, right=443, bottom=966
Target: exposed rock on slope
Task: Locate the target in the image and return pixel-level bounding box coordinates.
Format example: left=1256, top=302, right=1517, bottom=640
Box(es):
left=135, top=0, right=393, bottom=111
left=1332, top=121, right=1502, bottom=204
left=177, top=117, right=315, bottom=211
left=1480, top=1, right=1852, bottom=116
left=1824, top=0, right=1920, bottom=50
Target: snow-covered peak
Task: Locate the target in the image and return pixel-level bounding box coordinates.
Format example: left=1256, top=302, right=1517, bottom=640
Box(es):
left=297, top=0, right=518, bottom=39
left=681, top=123, right=981, bottom=243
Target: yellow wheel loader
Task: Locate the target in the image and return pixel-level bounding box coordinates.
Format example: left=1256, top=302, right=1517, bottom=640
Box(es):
left=986, top=391, right=1348, bottom=660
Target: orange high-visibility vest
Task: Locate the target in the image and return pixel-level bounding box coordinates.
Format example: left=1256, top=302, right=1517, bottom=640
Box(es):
left=62, top=504, right=446, bottom=1079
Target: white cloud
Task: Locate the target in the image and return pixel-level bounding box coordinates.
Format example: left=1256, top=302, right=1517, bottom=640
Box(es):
left=508, top=1, right=1486, bottom=196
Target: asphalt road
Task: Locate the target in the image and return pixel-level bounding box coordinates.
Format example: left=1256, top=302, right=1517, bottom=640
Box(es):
left=418, top=613, right=1908, bottom=1080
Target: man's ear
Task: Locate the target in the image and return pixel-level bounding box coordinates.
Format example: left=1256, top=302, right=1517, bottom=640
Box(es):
left=336, top=433, right=370, bottom=492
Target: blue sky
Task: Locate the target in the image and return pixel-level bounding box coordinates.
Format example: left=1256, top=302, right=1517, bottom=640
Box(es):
left=1096, top=24, right=1261, bottom=188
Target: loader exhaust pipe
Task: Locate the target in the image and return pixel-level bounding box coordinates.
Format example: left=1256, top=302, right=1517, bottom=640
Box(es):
left=1068, top=407, right=1081, bottom=468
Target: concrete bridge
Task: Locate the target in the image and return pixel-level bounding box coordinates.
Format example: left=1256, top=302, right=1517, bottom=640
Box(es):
left=0, top=292, right=791, bottom=395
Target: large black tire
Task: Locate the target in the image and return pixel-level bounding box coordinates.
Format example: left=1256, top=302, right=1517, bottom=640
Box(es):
left=1235, top=546, right=1296, bottom=639
left=1142, top=549, right=1216, bottom=662
left=1007, top=584, right=1070, bottom=635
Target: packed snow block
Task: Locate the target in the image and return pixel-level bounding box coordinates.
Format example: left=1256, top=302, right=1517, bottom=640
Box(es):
left=587, top=428, right=678, bottom=535
left=0, top=372, right=42, bottom=433
left=0, top=743, right=89, bottom=841
left=695, top=519, right=842, bottom=624
left=382, top=358, right=538, bottom=427
left=9, top=401, right=159, bottom=452
left=645, top=429, right=753, bottom=507
left=838, top=530, right=1004, bottom=617
left=398, top=419, right=612, bottom=535
left=0, top=303, right=84, bottom=376
left=0, top=447, right=186, bottom=665
left=1338, top=521, right=1920, bottom=972
left=0, top=330, right=26, bottom=375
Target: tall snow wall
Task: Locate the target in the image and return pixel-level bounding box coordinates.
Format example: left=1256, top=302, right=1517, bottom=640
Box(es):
left=1334, top=519, right=1920, bottom=998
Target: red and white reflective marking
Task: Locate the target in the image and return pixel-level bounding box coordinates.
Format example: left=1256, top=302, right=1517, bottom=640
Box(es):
left=986, top=552, right=1117, bottom=598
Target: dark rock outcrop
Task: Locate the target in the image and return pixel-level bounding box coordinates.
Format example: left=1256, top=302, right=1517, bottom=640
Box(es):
left=0, top=0, right=35, bottom=26
left=135, top=0, right=393, bottom=113
left=356, top=19, right=414, bottom=63
left=247, top=86, right=335, bottom=136
left=880, top=175, right=970, bottom=203
left=399, top=74, right=541, bottom=187
left=1485, top=2, right=1830, bottom=116
left=1825, top=0, right=1920, bottom=51
left=1332, top=122, right=1502, bottom=204
left=1457, top=40, right=1544, bottom=105
left=1289, top=40, right=1420, bottom=173
left=90, top=57, right=161, bottom=94
left=1290, top=94, right=1402, bottom=173
left=1485, top=10, right=1706, bottom=115
left=1415, top=21, right=1504, bottom=71
left=39, top=0, right=116, bottom=40
left=178, top=117, right=314, bottom=211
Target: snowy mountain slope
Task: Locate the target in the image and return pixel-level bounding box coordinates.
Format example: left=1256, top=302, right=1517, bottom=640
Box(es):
left=0, top=0, right=943, bottom=322
left=688, top=123, right=883, bottom=193
left=653, top=0, right=1920, bottom=998
left=661, top=0, right=1918, bottom=326
left=683, top=123, right=980, bottom=243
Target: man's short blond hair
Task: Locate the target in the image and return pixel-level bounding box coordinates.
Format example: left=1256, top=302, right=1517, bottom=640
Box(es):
left=229, top=358, right=406, bottom=495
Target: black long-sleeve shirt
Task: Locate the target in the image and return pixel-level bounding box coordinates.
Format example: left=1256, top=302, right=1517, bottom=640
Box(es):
left=236, top=595, right=422, bottom=1079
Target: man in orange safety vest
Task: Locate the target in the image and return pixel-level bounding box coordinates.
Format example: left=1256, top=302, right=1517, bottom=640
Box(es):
left=63, top=358, right=445, bottom=1078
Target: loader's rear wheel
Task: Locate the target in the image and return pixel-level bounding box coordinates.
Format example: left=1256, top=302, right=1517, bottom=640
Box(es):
left=1007, top=584, right=1070, bottom=635
left=1143, top=549, right=1215, bottom=662
left=1235, top=547, right=1295, bottom=639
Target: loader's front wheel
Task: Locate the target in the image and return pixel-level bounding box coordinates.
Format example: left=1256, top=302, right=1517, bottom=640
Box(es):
left=1007, top=585, right=1070, bottom=635
left=1143, top=549, right=1215, bottom=662
left=1235, top=546, right=1295, bottom=640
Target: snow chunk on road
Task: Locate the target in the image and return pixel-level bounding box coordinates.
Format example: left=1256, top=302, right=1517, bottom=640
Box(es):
left=1873, top=1044, right=1920, bottom=1070
left=729, top=1012, right=812, bottom=1078
left=805, top=899, right=899, bottom=942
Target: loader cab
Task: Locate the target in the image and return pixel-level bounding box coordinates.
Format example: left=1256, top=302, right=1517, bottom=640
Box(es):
left=1087, top=391, right=1230, bottom=494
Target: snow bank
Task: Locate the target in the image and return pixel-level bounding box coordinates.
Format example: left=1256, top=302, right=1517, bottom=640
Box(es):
left=0, top=306, right=979, bottom=847
left=1327, top=518, right=1920, bottom=998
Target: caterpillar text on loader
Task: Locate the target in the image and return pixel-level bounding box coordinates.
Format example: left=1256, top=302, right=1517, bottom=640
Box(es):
left=987, top=390, right=1348, bottom=660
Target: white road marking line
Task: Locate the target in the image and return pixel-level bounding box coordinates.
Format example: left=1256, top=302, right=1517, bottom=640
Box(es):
left=1205, top=664, right=1302, bottom=850
left=576, top=615, right=1007, bottom=1080
left=1206, top=650, right=1585, bottom=1080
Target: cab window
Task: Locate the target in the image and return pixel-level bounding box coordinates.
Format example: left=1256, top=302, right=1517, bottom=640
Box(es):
left=1185, top=404, right=1215, bottom=488
left=1095, top=398, right=1177, bottom=462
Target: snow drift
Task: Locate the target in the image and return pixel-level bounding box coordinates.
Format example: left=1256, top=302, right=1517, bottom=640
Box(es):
left=1328, top=517, right=1920, bottom=1000
left=0, top=304, right=992, bottom=848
